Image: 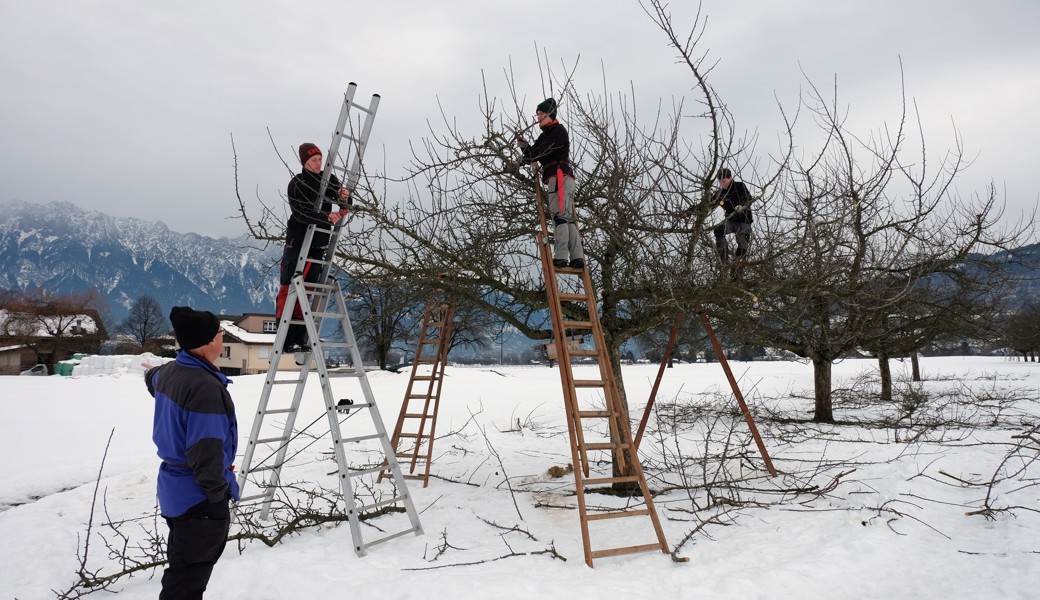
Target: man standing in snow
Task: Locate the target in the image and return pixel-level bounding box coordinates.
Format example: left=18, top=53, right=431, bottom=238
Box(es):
left=516, top=97, right=585, bottom=270
left=276, top=142, right=352, bottom=354
left=712, top=167, right=753, bottom=274
left=145, top=306, right=238, bottom=599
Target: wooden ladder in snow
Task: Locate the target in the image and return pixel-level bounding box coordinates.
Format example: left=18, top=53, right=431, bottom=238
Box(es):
left=235, top=84, right=422, bottom=556
left=532, top=176, right=669, bottom=567
left=381, top=291, right=456, bottom=487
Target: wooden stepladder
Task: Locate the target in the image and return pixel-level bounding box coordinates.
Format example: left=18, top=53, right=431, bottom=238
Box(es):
left=382, top=291, right=456, bottom=487
left=532, top=179, right=669, bottom=567
left=235, top=83, right=422, bottom=556
left=634, top=309, right=777, bottom=476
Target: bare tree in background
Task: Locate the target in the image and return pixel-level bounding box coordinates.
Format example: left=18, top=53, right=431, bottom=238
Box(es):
left=117, top=295, right=167, bottom=353
left=713, top=70, right=1030, bottom=422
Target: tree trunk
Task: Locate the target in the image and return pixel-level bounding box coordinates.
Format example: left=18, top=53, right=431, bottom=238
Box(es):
left=812, top=355, right=834, bottom=423
left=877, top=350, right=892, bottom=404
left=910, top=352, right=921, bottom=381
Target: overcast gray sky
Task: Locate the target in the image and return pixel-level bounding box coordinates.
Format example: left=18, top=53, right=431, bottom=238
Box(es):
left=2, top=0, right=1037, bottom=239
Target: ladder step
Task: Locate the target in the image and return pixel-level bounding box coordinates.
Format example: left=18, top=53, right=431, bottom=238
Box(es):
left=359, top=495, right=407, bottom=513
left=412, top=375, right=434, bottom=381
left=346, top=464, right=386, bottom=477
left=562, top=320, right=593, bottom=329
left=414, top=357, right=437, bottom=364
left=587, top=508, right=652, bottom=522
left=397, top=433, right=433, bottom=440
left=569, top=349, right=599, bottom=357
left=402, top=412, right=435, bottom=419
left=244, top=463, right=282, bottom=474
left=582, top=475, right=640, bottom=486
left=577, top=410, right=611, bottom=418
left=261, top=407, right=298, bottom=415
left=584, top=442, right=617, bottom=451
left=342, top=433, right=381, bottom=444
left=574, top=379, right=606, bottom=388
left=362, top=526, right=420, bottom=550
left=406, top=394, right=434, bottom=400
left=395, top=453, right=429, bottom=461
left=589, top=542, right=663, bottom=559
left=256, top=436, right=289, bottom=444
left=558, top=293, right=589, bottom=302
left=271, top=378, right=306, bottom=385
left=238, top=492, right=274, bottom=503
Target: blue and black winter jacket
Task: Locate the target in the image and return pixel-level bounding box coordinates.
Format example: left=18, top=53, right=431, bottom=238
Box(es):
left=146, top=351, right=240, bottom=517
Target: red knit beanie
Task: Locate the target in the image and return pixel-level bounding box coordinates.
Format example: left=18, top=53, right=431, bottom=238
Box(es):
left=298, top=143, right=322, bottom=165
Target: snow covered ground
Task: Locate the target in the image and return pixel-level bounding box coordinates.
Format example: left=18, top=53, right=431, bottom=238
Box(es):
left=1, top=356, right=1037, bottom=599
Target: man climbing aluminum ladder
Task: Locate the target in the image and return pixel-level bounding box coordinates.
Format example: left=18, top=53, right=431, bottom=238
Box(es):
left=235, top=83, right=423, bottom=556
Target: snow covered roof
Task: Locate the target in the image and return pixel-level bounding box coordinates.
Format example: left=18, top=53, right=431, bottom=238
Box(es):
left=0, top=309, right=100, bottom=337
left=221, top=320, right=274, bottom=345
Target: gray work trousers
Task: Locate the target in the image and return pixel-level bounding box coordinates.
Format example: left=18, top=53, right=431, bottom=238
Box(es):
left=546, top=174, right=583, bottom=262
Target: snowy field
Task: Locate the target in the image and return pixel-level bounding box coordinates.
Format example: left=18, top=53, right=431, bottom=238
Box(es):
left=1, top=356, right=1037, bottom=599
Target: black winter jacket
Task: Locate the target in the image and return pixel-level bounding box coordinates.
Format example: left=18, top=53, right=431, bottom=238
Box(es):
left=519, top=121, right=574, bottom=183
left=716, top=180, right=753, bottom=224
left=286, top=170, right=347, bottom=248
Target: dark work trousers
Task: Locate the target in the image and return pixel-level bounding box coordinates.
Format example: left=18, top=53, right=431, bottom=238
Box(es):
left=714, top=220, right=752, bottom=263
left=160, top=499, right=230, bottom=600
left=275, top=243, right=328, bottom=349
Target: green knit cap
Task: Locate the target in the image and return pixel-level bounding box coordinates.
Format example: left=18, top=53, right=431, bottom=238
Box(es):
left=536, top=97, right=558, bottom=118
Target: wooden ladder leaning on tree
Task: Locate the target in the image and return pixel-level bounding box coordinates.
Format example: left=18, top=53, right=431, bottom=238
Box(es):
left=532, top=173, right=670, bottom=568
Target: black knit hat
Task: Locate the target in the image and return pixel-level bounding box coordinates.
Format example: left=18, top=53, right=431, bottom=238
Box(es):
left=298, top=142, right=322, bottom=165
left=169, top=306, right=220, bottom=350
left=536, top=97, right=558, bottom=119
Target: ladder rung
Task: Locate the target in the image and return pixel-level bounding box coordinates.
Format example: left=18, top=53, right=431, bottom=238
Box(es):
left=574, top=379, right=606, bottom=388
left=256, top=436, right=289, bottom=444
left=238, top=492, right=274, bottom=503
left=311, top=311, right=345, bottom=319
left=359, top=495, right=406, bottom=512
left=562, top=320, right=593, bottom=329
left=582, top=475, right=640, bottom=486
left=261, top=407, right=297, bottom=415
left=395, top=454, right=428, bottom=461
left=558, top=293, right=589, bottom=302
left=587, top=508, right=652, bottom=522
left=583, top=442, right=617, bottom=451
left=397, top=433, right=433, bottom=440
left=412, top=375, right=434, bottom=381
left=271, top=378, right=306, bottom=385
left=569, top=349, right=599, bottom=357
left=402, top=412, right=435, bottom=418
left=362, top=526, right=420, bottom=550
left=346, top=465, right=385, bottom=477
left=577, top=410, right=611, bottom=418
left=243, top=464, right=281, bottom=474
left=589, top=542, right=663, bottom=559
left=342, top=433, right=381, bottom=444
left=406, top=394, right=434, bottom=400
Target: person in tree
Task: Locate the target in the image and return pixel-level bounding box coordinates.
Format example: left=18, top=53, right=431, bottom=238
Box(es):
left=276, top=142, right=352, bottom=353
left=516, top=97, right=585, bottom=270
left=712, top=167, right=753, bottom=272
left=145, top=306, right=238, bottom=599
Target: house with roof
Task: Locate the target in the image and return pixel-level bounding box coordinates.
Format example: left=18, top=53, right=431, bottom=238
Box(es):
left=214, top=313, right=299, bottom=375
left=0, top=308, right=109, bottom=375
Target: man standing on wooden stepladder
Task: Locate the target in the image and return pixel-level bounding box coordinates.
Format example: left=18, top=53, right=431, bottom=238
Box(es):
left=275, top=142, right=352, bottom=356
left=516, top=97, right=585, bottom=270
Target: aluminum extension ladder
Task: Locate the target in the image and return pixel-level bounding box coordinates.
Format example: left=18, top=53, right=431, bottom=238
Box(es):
left=235, top=83, right=422, bottom=556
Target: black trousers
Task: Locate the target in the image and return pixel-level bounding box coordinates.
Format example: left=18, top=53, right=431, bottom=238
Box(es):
left=160, top=499, right=230, bottom=600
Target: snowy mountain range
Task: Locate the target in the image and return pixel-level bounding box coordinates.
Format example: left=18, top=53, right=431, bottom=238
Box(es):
left=0, top=198, right=281, bottom=323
